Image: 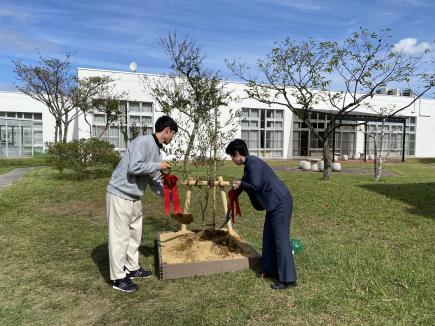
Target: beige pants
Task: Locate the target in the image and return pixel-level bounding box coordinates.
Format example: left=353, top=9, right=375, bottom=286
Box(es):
left=106, top=192, right=143, bottom=280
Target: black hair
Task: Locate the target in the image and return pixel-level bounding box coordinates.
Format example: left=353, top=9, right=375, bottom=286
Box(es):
left=225, top=139, right=249, bottom=156
left=155, top=115, right=178, bottom=133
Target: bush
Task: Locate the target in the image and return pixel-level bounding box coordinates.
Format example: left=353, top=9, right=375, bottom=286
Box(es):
left=47, top=138, right=120, bottom=177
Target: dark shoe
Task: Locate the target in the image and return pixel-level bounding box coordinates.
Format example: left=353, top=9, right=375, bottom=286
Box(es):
left=271, top=280, right=297, bottom=290
left=125, top=267, right=153, bottom=279
left=112, top=277, right=139, bottom=293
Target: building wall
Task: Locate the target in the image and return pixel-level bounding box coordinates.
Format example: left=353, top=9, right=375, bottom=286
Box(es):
left=2, top=68, right=435, bottom=159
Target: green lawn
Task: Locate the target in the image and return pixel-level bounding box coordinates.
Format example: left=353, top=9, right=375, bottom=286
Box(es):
left=0, top=159, right=434, bottom=325
left=0, top=156, right=48, bottom=175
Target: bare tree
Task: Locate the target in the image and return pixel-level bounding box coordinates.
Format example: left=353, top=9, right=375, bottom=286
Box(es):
left=13, top=53, right=117, bottom=143
left=227, top=28, right=432, bottom=179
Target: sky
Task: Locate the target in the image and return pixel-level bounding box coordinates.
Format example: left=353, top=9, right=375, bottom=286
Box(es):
left=0, top=0, right=434, bottom=91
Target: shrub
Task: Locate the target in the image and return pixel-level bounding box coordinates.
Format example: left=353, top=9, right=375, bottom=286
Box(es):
left=47, top=138, right=120, bottom=177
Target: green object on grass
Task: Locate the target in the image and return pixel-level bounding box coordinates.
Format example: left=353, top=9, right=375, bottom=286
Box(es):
left=292, top=238, right=302, bottom=255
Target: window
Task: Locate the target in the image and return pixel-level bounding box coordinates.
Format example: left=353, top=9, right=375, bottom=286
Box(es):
left=141, top=103, right=153, bottom=113
left=7, top=112, right=16, bottom=118
left=34, top=113, right=42, bottom=120
left=129, top=102, right=140, bottom=112
left=93, top=114, right=106, bottom=124
left=141, top=116, right=152, bottom=125
left=129, top=115, right=141, bottom=124
left=241, top=108, right=284, bottom=158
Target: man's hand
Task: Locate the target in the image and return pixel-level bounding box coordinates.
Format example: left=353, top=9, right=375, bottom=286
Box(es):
left=160, top=162, right=172, bottom=171
left=232, top=180, right=241, bottom=190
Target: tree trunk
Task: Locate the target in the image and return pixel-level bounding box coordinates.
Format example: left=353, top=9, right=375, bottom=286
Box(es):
left=183, top=128, right=197, bottom=178
left=374, top=119, right=385, bottom=181
left=58, top=121, right=63, bottom=144
left=83, top=113, right=92, bottom=137
left=54, top=122, right=59, bottom=144
left=373, top=136, right=378, bottom=180
left=62, top=121, right=69, bottom=143
left=322, top=140, right=332, bottom=180
left=212, top=106, right=218, bottom=229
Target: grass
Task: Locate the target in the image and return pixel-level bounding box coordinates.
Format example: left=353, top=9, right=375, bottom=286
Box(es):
left=0, top=159, right=434, bottom=325
left=0, top=155, right=49, bottom=175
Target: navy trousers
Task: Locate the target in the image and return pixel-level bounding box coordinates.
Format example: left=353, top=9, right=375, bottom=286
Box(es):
left=261, top=194, right=297, bottom=283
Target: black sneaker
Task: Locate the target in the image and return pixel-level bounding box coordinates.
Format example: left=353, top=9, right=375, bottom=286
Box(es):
left=125, top=267, right=153, bottom=279
left=112, top=277, right=139, bottom=293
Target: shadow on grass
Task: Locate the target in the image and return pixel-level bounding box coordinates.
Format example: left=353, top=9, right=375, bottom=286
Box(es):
left=91, top=242, right=111, bottom=284
left=360, top=182, right=435, bottom=220
left=91, top=242, right=158, bottom=283
left=91, top=215, right=172, bottom=283
left=413, top=158, right=435, bottom=164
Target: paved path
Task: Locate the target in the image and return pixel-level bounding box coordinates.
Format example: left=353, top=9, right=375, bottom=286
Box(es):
left=0, top=167, right=36, bottom=190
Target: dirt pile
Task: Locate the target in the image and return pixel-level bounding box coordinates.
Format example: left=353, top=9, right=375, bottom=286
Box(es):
left=159, top=230, right=259, bottom=264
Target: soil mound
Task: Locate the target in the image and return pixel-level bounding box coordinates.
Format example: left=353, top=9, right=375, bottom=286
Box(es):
left=159, top=230, right=259, bottom=264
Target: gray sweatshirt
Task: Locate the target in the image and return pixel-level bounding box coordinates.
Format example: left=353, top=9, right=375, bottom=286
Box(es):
left=107, top=134, right=164, bottom=200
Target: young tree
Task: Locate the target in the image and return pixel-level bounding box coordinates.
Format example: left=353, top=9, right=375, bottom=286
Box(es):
left=13, top=53, right=116, bottom=143
left=144, top=32, right=237, bottom=177
left=227, top=28, right=432, bottom=179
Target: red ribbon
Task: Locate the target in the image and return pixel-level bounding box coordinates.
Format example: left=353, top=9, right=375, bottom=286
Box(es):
left=163, top=174, right=183, bottom=215
left=228, top=189, right=241, bottom=223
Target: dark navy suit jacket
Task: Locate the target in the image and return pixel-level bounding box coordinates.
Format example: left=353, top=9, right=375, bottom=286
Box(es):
left=240, top=155, right=291, bottom=211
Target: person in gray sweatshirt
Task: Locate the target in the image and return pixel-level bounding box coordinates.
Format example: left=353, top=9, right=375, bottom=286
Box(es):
left=106, top=116, right=177, bottom=292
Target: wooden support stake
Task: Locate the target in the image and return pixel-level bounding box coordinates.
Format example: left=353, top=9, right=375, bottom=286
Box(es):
left=218, top=176, right=235, bottom=235
left=180, top=178, right=193, bottom=232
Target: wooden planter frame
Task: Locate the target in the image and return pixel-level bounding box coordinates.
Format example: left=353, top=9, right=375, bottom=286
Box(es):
left=156, top=176, right=261, bottom=280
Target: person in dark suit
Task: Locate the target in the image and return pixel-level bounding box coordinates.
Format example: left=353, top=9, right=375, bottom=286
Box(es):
left=226, top=139, right=297, bottom=290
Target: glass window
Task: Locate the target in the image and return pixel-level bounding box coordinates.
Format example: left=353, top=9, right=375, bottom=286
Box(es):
left=93, top=114, right=106, bottom=124
left=24, top=113, right=33, bottom=119
left=141, top=102, right=153, bottom=113
left=129, top=102, right=140, bottom=112
left=250, top=120, right=258, bottom=128
left=250, top=109, right=259, bottom=118
left=7, top=112, right=16, bottom=118
left=0, top=112, right=5, bottom=117
left=129, top=115, right=141, bottom=124
left=142, top=116, right=152, bottom=125
left=34, top=113, right=42, bottom=120
left=16, top=112, right=23, bottom=118
left=242, top=109, right=249, bottom=118
left=33, top=130, right=43, bottom=144
left=275, top=110, right=283, bottom=119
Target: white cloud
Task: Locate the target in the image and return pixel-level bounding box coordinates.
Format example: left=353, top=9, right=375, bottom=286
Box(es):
left=0, top=29, right=60, bottom=53
left=392, top=38, right=432, bottom=55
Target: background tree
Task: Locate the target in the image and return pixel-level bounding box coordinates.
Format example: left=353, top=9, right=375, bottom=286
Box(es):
left=13, top=53, right=116, bottom=143
left=227, top=28, right=432, bottom=179
left=77, top=77, right=128, bottom=138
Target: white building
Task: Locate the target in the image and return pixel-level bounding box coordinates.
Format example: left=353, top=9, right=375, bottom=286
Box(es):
left=1, top=67, right=434, bottom=159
